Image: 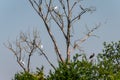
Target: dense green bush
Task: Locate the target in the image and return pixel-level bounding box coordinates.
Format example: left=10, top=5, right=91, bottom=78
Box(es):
left=13, top=72, right=37, bottom=80
left=47, top=54, right=98, bottom=80
left=13, top=41, right=120, bottom=80
left=47, top=41, right=120, bottom=80
left=97, top=41, right=120, bottom=79
left=13, top=67, right=45, bottom=80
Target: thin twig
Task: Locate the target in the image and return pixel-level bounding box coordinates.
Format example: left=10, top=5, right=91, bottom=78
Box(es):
left=37, top=46, right=56, bottom=70
left=74, top=24, right=100, bottom=50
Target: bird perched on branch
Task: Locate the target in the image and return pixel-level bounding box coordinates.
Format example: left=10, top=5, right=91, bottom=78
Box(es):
left=89, top=53, right=95, bottom=59
left=38, top=0, right=42, bottom=12
left=20, top=59, right=25, bottom=66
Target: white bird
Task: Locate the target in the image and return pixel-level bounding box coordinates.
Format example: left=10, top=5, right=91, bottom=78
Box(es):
left=54, top=6, right=58, bottom=11
left=40, top=44, right=43, bottom=49
left=20, top=59, right=25, bottom=66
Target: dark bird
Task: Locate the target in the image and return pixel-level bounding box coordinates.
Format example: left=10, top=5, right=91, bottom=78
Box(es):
left=38, top=0, right=42, bottom=12
left=89, top=53, right=95, bottom=59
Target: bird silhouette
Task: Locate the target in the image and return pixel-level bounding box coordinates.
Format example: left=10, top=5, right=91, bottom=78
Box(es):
left=89, top=53, right=95, bottom=59
left=38, top=0, right=42, bottom=12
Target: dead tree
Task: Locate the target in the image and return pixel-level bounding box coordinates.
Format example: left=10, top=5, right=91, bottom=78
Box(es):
left=28, top=0, right=99, bottom=63
left=5, top=30, right=56, bottom=72
left=6, top=0, right=100, bottom=72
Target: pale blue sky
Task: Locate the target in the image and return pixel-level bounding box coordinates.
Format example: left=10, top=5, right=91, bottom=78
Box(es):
left=0, top=0, right=120, bottom=80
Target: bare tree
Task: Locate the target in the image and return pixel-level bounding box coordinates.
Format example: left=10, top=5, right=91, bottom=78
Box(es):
left=5, top=30, right=56, bottom=72
left=28, top=0, right=99, bottom=63
left=6, top=0, right=100, bottom=72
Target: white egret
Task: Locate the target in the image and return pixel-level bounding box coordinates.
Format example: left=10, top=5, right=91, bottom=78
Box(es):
left=54, top=6, right=58, bottom=10
left=20, top=59, right=25, bottom=66
left=40, top=44, right=43, bottom=49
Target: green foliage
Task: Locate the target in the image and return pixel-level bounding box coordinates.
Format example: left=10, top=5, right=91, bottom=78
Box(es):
left=13, top=72, right=37, bottom=80
left=97, top=41, right=120, bottom=79
left=98, top=41, right=120, bottom=64
left=47, top=54, right=98, bottom=80
left=13, top=67, right=45, bottom=80
left=13, top=41, right=120, bottom=80
left=47, top=41, right=120, bottom=80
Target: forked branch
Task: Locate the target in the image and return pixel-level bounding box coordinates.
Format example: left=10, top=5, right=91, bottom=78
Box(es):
left=28, top=0, right=64, bottom=62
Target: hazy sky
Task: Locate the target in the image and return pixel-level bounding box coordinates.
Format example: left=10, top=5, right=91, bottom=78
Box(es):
left=0, top=0, right=120, bottom=80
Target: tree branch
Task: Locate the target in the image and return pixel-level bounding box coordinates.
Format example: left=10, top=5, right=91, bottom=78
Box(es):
left=71, top=6, right=95, bottom=23
left=42, top=19, right=64, bottom=62
left=4, top=41, right=27, bottom=72
left=74, top=24, right=100, bottom=50
left=36, top=45, right=56, bottom=70
left=28, top=0, right=64, bottom=62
